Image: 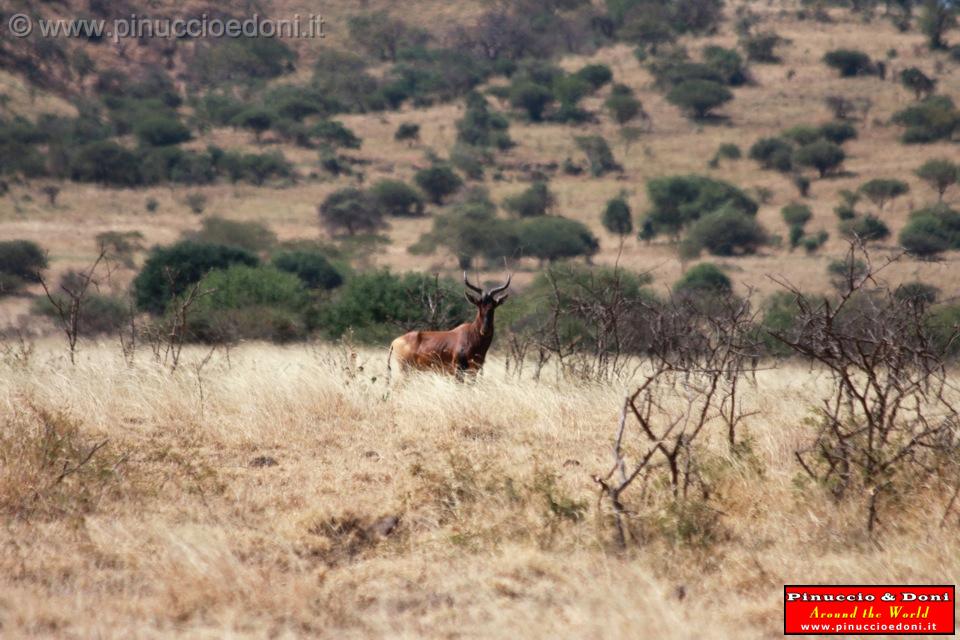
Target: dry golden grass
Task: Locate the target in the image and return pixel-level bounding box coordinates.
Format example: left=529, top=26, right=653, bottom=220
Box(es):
left=0, top=339, right=958, bottom=638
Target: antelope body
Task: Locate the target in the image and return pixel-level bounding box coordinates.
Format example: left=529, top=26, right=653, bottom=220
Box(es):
left=388, top=273, right=510, bottom=379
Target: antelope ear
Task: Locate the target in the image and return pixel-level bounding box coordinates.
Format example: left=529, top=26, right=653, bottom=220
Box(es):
left=464, top=291, right=480, bottom=305
left=494, top=293, right=509, bottom=306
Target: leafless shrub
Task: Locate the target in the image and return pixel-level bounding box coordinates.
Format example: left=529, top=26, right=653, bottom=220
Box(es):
left=769, top=243, right=960, bottom=533
left=37, top=249, right=106, bottom=364
left=593, top=294, right=764, bottom=548
left=144, top=274, right=215, bottom=373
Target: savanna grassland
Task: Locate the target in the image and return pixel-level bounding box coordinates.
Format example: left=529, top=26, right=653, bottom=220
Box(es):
left=0, top=341, right=957, bottom=638
left=2, top=0, right=960, bottom=637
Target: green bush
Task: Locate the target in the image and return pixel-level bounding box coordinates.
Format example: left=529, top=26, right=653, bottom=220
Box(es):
left=899, top=204, right=960, bottom=258
left=915, top=158, right=959, bottom=200
left=702, top=46, right=748, bottom=85
left=840, top=214, right=890, bottom=242
left=518, top=216, right=599, bottom=264
left=741, top=31, right=786, bottom=63
left=666, top=79, right=732, bottom=118
left=370, top=179, right=425, bottom=217
left=575, top=64, right=613, bottom=90
left=411, top=191, right=518, bottom=269
left=70, top=141, right=142, bottom=186
left=684, top=206, right=768, bottom=256
left=781, top=202, right=813, bottom=227
left=134, top=115, right=191, bottom=147
left=449, top=144, right=491, bottom=181
left=674, top=263, right=732, bottom=296
left=822, top=49, right=874, bottom=77
left=794, top=140, right=845, bottom=178
left=602, top=196, right=633, bottom=237
left=185, top=265, right=309, bottom=343
left=231, top=108, right=275, bottom=142
left=456, top=92, right=512, bottom=149
left=894, top=281, right=939, bottom=305
left=395, top=122, right=421, bottom=144
left=310, top=120, right=362, bottom=149
left=644, top=174, right=758, bottom=237
left=319, top=270, right=472, bottom=343
left=575, top=135, right=619, bottom=176
left=503, top=181, right=554, bottom=218
left=318, top=188, right=387, bottom=236
left=859, top=178, right=909, bottom=210
left=819, top=121, right=858, bottom=144
left=0, top=240, right=47, bottom=287
left=183, top=216, right=277, bottom=253
left=415, top=164, right=464, bottom=204
left=133, top=241, right=259, bottom=314
left=33, top=291, right=130, bottom=336
left=760, top=291, right=803, bottom=356
left=749, top=137, right=794, bottom=172
left=272, top=250, right=344, bottom=290
left=900, top=67, right=937, bottom=100
left=892, top=95, right=960, bottom=143
left=605, top=84, right=643, bottom=126
left=509, top=81, right=555, bottom=122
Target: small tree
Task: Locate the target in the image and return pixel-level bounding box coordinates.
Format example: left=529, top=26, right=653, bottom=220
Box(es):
left=915, top=158, right=959, bottom=200
left=822, top=49, right=874, bottom=77
left=414, top=164, right=464, bottom=205
left=518, top=216, right=599, bottom=265
left=509, top=81, right=555, bottom=122
left=674, top=262, right=732, bottom=296
left=602, top=195, right=633, bottom=241
left=840, top=214, right=891, bottom=242
left=859, top=178, right=910, bottom=211
left=605, top=84, right=642, bottom=126
left=231, top=108, right=274, bottom=143
left=0, top=239, right=47, bottom=296
left=318, top=188, right=387, bottom=237
left=795, top=140, right=845, bottom=178
left=918, top=0, right=957, bottom=49
left=135, top=116, right=192, bottom=147
left=684, top=206, right=768, bottom=256
left=370, top=179, right=425, bottom=217
left=666, top=79, right=732, bottom=119
left=394, top=123, right=421, bottom=146
left=900, top=67, right=937, bottom=100
left=575, top=135, right=619, bottom=177
left=503, top=181, right=554, bottom=218
left=749, top=137, right=794, bottom=172
left=272, top=250, right=343, bottom=290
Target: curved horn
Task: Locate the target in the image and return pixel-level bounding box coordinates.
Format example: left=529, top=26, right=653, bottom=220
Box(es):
left=489, top=273, right=512, bottom=296
left=463, top=271, right=483, bottom=293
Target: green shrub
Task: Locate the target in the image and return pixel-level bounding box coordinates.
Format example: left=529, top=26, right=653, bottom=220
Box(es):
left=899, top=204, right=960, bottom=258
left=33, top=291, right=129, bottom=336
left=644, top=175, right=758, bottom=237
left=509, top=81, right=555, bottom=122
left=575, top=135, right=619, bottom=177
left=395, top=122, right=421, bottom=144
left=703, top=46, right=748, bottom=85
left=894, top=281, right=939, bottom=305
left=503, top=181, right=554, bottom=218
left=823, top=49, right=874, bottom=76
left=0, top=240, right=47, bottom=287
left=781, top=202, right=812, bottom=227
left=892, top=95, right=960, bottom=143
left=185, top=265, right=309, bottom=343
left=741, top=31, right=785, bottom=62
left=310, top=120, right=361, bottom=149
left=674, top=263, right=732, bottom=296
left=900, top=67, right=937, bottom=100
left=840, top=214, right=890, bottom=242
left=794, top=140, right=845, bottom=178
left=415, top=164, right=464, bottom=205
left=602, top=196, right=633, bottom=237
left=666, top=79, right=732, bottom=118
left=915, top=158, right=959, bottom=200
left=370, top=180, right=425, bottom=217
left=518, top=216, right=599, bottom=264
left=70, top=141, right=142, bottom=186
left=749, top=137, right=794, bottom=172
left=716, top=143, right=741, bottom=160
left=231, top=108, right=275, bottom=143
left=183, top=216, right=277, bottom=253
left=133, top=241, right=259, bottom=314
left=859, top=178, right=909, bottom=210
left=134, top=115, right=191, bottom=147
left=272, top=250, right=343, bottom=290
left=782, top=125, right=822, bottom=146
left=319, top=270, right=472, bottom=343
left=456, top=92, right=512, bottom=149
left=605, top=84, right=643, bottom=125
left=575, top=64, right=613, bottom=89
left=819, top=120, right=858, bottom=144
left=449, top=144, right=491, bottom=181
left=801, top=230, right=829, bottom=254
left=684, top=206, right=768, bottom=256
left=318, top=188, right=387, bottom=236
left=411, top=191, right=518, bottom=269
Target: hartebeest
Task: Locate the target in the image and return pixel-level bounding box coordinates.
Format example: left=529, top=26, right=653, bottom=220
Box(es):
left=388, top=272, right=511, bottom=379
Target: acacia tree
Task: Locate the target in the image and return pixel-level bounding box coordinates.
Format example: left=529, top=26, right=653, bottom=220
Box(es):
left=859, top=178, right=910, bottom=211
left=916, top=158, right=959, bottom=201
left=318, top=188, right=387, bottom=236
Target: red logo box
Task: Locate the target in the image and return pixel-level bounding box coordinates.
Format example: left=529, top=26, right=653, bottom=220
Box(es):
left=784, top=585, right=955, bottom=635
